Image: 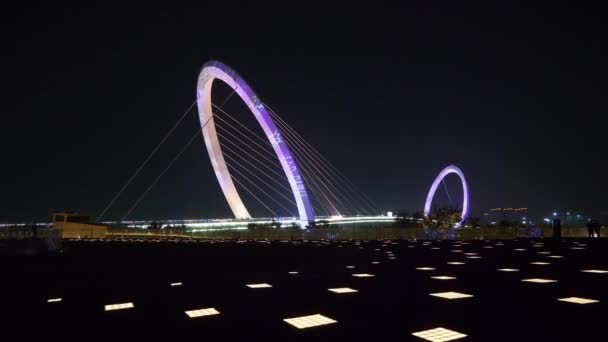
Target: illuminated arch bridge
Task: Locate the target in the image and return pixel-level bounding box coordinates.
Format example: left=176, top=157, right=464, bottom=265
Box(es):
left=195, top=61, right=382, bottom=227
left=423, top=165, right=469, bottom=222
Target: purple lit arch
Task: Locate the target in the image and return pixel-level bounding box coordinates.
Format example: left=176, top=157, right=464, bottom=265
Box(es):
left=423, top=165, right=469, bottom=221
left=196, top=61, right=314, bottom=225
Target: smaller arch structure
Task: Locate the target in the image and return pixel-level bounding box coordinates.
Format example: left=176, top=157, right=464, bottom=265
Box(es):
left=423, top=165, right=469, bottom=221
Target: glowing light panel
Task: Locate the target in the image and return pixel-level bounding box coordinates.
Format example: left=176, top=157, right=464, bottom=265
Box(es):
left=582, top=269, right=608, bottom=274
left=185, top=308, right=220, bottom=318
left=412, top=327, right=467, bottom=342
left=105, top=302, right=134, bottom=311
left=328, top=287, right=358, bottom=293
left=522, top=278, right=557, bottom=283
left=246, top=283, right=272, bottom=288
left=283, top=314, right=337, bottom=329
left=430, top=292, right=473, bottom=299
left=558, top=297, right=599, bottom=304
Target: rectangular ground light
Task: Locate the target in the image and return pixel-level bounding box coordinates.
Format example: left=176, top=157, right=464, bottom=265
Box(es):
left=412, top=327, right=467, bottom=341
left=328, top=287, right=358, bottom=293
left=582, top=269, right=608, bottom=274
left=246, top=283, right=272, bottom=288
left=522, top=278, right=557, bottom=283
left=185, top=308, right=220, bottom=318
left=430, top=292, right=473, bottom=299
left=558, top=297, right=599, bottom=304
left=352, top=273, right=375, bottom=277
left=105, top=302, right=134, bottom=311
left=283, top=314, right=337, bottom=329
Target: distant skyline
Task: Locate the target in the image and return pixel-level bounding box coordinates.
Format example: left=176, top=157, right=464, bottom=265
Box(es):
left=1, top=4, right=607, bottom=222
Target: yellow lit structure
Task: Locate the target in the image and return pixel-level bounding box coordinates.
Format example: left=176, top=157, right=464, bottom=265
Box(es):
left=52, top=212, right=107, bottom=239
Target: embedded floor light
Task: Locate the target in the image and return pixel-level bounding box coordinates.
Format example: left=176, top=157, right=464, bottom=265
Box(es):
left=328, top=287, right=358, bottom=293
left=246, top=283, right=272, bottom=288
left=571, top=247, right=585, bottom=250
left=412, top=327, right=467, bottom=342
left=47, top=298, right=62, bottom=303
left=431, top=247, right=440, bottom=250
left=170, top=282, right=183, bottom=286
left=537, top=252, right=551, bottom=255
left=522, top=278, right=557, bottom=283
left=451, top=250, right=463, bottom=253
left=345, top=266, right=356, bottom=269
left=497, top=268, right=519, bottom=272
left=530, top=262, right=551, bottom=265
left=464, top=253, right=477, bottom=255
left=288, top=271, right=299, bottom=275
left=430, top=292, right=473, bottom=299
left=352, top=273, right=375, bottom=277
left=185, top=308, right=220, bottom=318
left=447, top=262, right=465, bottom=265
left=548, top=255, right=563, bottom=258
left=581, top=269, right=608, bottom=274
left=371, top=261, right=380, bottom=264
left=466, top=256, right=482, bottom=259
left=483, top=246, right=493, bottom=249
left=514, top=249, right=526, bottom=251
left=416, top=267, right=436, bottom=271
left=283, top=314, right=337, bottom=329
left=558, top=297, right=599, bottom=304
left=431, top=276, right=456, bottom=280
left=105, top=302, right=134, bottom=311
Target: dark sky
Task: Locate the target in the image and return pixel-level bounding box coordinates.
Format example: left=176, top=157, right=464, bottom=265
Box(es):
left=1, top=3, right=606, bottom=222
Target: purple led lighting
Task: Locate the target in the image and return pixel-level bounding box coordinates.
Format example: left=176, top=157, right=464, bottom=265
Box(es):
left=196, top=61, right=314, bottom=226
left=423, top=165, right=469, bottom=221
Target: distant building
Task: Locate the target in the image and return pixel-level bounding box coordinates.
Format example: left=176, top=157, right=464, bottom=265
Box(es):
left=52, top=212, right=107, bottom=238
left=483, top=208, right=529, bottom=224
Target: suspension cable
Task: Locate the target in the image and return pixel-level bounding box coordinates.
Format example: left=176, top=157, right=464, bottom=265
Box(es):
left=97, top=99, right=198, bottom=221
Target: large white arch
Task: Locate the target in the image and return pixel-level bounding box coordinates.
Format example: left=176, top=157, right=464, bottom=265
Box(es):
left=423, top=165, right=469, bottom=221
left=196, top=60, right=315, bottom=225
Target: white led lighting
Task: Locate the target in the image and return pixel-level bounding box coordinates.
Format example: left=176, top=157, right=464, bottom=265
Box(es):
left=497, top=268, right=519, bottom=272
left=105, top=302, right=134, bottom=311
left=283, top=314, right=337, bottom=329
left=522, top=278, right=557, bottom=283
left=416, top=267, right=436, bottom=271
left=170, top=282, right=183, bottom=286
left=431, top=276, right=456, bottom=280
left=328, top=287, right=358, bottom=293
left=47, top=298, right=62, bottom=303
left=246, top=283, right=272, bottom=288
left=352, top=273, right=375, bottom=277
left=558, top=297, right=599, bottom=304
left=185, top=307, right=220, bottom=318
left=581, top=269, right=608, bottom=274
left=412, top=327, right=467, bottom=342
left=430, top=291, right=473, bottom=299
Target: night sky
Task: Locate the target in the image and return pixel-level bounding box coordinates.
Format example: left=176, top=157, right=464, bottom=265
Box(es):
left=2, top=3, right=606, bottom=222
